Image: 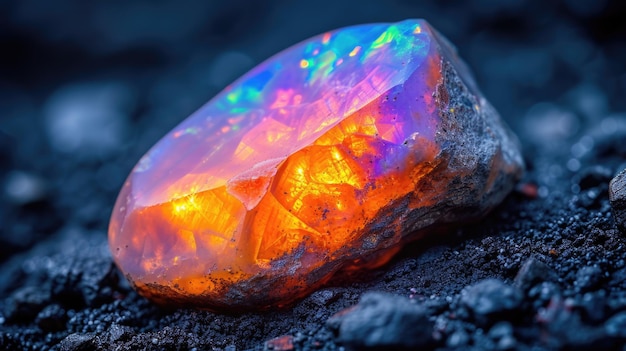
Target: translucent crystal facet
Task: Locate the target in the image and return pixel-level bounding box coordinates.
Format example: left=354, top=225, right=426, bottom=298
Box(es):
left=109, top=19, right=524, bottom=311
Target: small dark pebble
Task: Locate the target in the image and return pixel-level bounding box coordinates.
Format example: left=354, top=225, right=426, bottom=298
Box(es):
left=605, top=311, right=626, bottom=339
left=514, top=256, right=558, bottom=293
left=423, top=297, right=449, bottom=315
left=329, top=292, right=434, bottom=350
left=35, top=304, right=67, bottom=332
left=574, top=266, right=603, bottom=292
left=606, top=292, right=626, bottom=311
left=3, top=286, right=51, bottom=324
left=529, top=282, right=561, bottom=309
left=3, top=171, right=49, bottom=205
left=609, top=168, right=626, bottom=233
left=446, top=329, right=470, bottom=348
left=51, top=258, right=117, bottom=308
left=460, top=279, right=523, bottom=325
left=104, top=323, right=133, bottom=343
left=610, top=266, right=626, bottom=290
left=575, top=291, right=607, bottom=324
left=309, top=289, right=338, bottom=307
left=540, top=299, right=609, bottom=349
left=488, top=321, right=513, bottom=339
left=488, top=322, right=517, bottom=350
left=576, top=165, right=613, bottom=190
left=58, top=333, right=96, bottom=351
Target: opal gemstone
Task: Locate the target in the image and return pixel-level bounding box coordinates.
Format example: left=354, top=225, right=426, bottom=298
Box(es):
left=109, top=19, right=524, bottom=311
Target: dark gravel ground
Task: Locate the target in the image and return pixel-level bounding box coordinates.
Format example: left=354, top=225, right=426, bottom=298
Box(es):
left=1, top=0, right=626, bottom=350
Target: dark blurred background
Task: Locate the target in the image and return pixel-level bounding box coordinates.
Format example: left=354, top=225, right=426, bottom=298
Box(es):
left=0, top=0, right=625, bottom=262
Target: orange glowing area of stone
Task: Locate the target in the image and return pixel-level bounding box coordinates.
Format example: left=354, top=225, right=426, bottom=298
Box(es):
left=108, top=19, right=523, bottom=311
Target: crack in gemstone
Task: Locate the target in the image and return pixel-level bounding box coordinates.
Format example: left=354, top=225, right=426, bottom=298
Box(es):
left=226, top=157, right=283, bottom=210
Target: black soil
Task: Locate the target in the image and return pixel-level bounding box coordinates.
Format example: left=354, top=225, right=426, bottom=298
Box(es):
left=2, top=1, right=626, bottom=350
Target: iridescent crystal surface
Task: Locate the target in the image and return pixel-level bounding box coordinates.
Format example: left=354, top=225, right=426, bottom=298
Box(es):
left=109, top=19, right=523, bottom=310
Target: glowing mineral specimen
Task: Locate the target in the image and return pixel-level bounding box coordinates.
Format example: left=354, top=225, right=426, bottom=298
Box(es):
left=109, top=19, right=524, bottom=311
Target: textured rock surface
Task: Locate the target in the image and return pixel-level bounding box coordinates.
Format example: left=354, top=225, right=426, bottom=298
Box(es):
left=460, top=279, right=523, bottom=325
left=514, top=256, right=558, bottom=292
left=609, top=168, right=626, bottom=232
left=328, top=292, right=433, bottom=350
left=109, top=19, right=523, bottom=310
